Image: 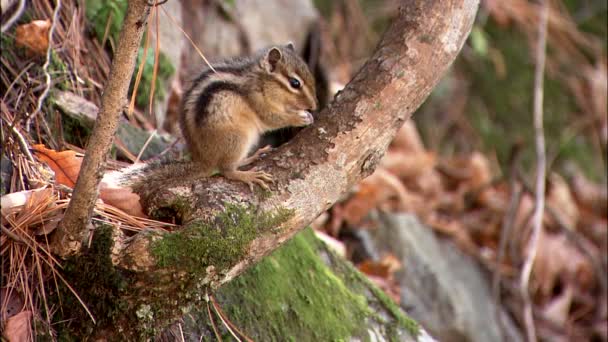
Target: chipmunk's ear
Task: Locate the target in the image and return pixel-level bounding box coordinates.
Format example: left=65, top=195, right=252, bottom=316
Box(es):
left=261, top=47, right=283, bottom=72
left=285, top=42, right=295, bottom=51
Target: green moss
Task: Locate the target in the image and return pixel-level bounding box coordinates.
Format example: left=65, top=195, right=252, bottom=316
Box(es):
left=49, top=51, right=71, bottom=90
left=130, top=46, right=175, bottom=108
left=304, top=230, right=420, bottom=338
left=85, top=0, right=127, bottom=45
left=84, top=0, right=175, bottom=110
left=195, top=228, right=419, bottom=341
left=367, top=280, right=420, bottom=337
left=152, top=203, right=294, bottom=272
left=51, top=225, right=131, bottom=338
left=0, top=32, right=15, bottom=52
left=417, top=21, right=606, bottom=181
left=212, top=228, right=368, bottom=341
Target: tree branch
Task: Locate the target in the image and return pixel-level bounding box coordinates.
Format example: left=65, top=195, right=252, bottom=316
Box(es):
left=59, top=0, right=479, bottom=338
left=53, top=0, right=150, bottom=256
left=520, top=1, right=550, bottom=341
left=128, top=0, right=479, bottom=284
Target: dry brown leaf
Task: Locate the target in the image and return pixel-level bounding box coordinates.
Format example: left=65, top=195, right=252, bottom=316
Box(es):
left=425, top=213, right=478, bottom=255
left=380, top=150, right=437, bottom=180
left=0, top=288, right=24, bottom=321
left=389, top=121, right=426, bottom=154
left=514, top=192, right=535, bottom=235
left=358, top=254, right=401, bottom=278
left=98, top=185, right=147, bottom=218
left=2, top=310, right=32, bottom=342
left=15, top=20, right=50, bottom=56
left=467, top=152, right=493, bottom=190
left=569, top=170, right=608, bottom=216
left=358, top=254, right=402, bottom=303
left=476, top=185, right=508, bottom=213
left=32, top=145, right=82, bottom=188
left=546, top=173, right=579, bottom=229
left=407, top=170, right=442, bottom=199
left=532, top=229, right=594, bottom=298
left=439, top=152, right=492, bottom=192
left=341, top=168, right=417, bottom=226
left=483, top=0, right=513, bottom=27
left=542, top=285, right=574, bottom=327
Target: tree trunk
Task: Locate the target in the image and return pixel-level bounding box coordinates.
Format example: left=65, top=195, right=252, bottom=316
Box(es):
left=49, top=0, right=479, bottom=339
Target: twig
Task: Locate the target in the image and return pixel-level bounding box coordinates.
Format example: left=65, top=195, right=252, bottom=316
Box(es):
left=210, top=296, right=242, bottom=342
left=206, top=291, right=223, bottom=342
left=517, top=173, right=608, bottom=304
left=210, top=294, right=254, bottom=342
left=26, top=0, right=62, bottom=132
left=149, top=0, right=160, bottom=115
left=54, top=0, right=151, bottom=256
left=134, top=129, right=157, bottom=163
left=178, top=323, right=185, bottom=342
left=10, top=125, right=35, bottom=163
left=158, top=5, right=216, bottom=73
left=520, top=1, right=550, bottom=341
left=1, top=225, right=24, bottom=243
left=128, top=6, right=152, bottom=120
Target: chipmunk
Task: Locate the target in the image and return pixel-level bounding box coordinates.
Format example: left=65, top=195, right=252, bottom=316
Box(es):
left=180, top=43, right=318, bottom=190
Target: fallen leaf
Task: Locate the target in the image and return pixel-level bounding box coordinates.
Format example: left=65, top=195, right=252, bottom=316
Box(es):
left=532, top=229, right=594, bottom=298
left=32, top=144, right=82, bottom=188
left=358, top=254, right=401, bottom=278
left=439, top=152, right=492, bottom=191
left=2, top=310, right=32, bottom=342
left=15, top=20, right=50, bottom=56
left=389, top=121, right=426, bottom=154
left=542, top=285, right=574, bottom=326
left=380, top=150, right=437, bottom=180
left=341, top=168, right=416, bottom=226
left=546, top=173, right=579, bottom=229
left=569, top=170, right=608, bottom=216
left=0, top=287, right=24, bottom=321
left=358, top=254, right=402, bottom=303
left=98, top=185, right=147, bottom=218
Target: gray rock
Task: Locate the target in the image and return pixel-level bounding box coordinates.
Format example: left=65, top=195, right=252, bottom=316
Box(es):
left=180, top=0, right=319, bottom=77
left=362, top=212, right=522, bottom=342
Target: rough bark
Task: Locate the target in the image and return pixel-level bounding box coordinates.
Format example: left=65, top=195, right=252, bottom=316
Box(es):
left=53, top=0, right=150, bottom=256
left=52, top=0, right=479, bottom=339
left=129, top=0, right=478, bottom=282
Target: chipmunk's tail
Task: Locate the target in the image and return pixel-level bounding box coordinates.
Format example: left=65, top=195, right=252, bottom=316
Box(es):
left=102, top=160, right=201, bottom=190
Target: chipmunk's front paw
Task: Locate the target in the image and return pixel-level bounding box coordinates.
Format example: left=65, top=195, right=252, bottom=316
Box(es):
left=294, top=110, right=314, bottom=126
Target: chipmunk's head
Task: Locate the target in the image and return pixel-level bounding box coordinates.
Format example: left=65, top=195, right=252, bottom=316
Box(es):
left=259, top=43, right=318, bottom=123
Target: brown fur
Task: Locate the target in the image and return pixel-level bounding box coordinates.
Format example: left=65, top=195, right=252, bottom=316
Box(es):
left=180, top=45, right=318, bottom=189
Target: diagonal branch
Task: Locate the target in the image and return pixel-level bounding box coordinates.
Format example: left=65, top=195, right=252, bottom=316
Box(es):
left=55, top=0, right=479, bottom=338
left=127, top=0, right=479, bottom=285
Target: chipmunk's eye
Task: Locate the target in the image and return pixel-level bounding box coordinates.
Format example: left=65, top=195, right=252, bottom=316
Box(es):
left=288, top=77, right=301, bottom=89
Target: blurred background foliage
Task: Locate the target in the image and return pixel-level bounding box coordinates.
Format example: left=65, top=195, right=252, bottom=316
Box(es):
left=321, top=0, right=607, bottom=182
